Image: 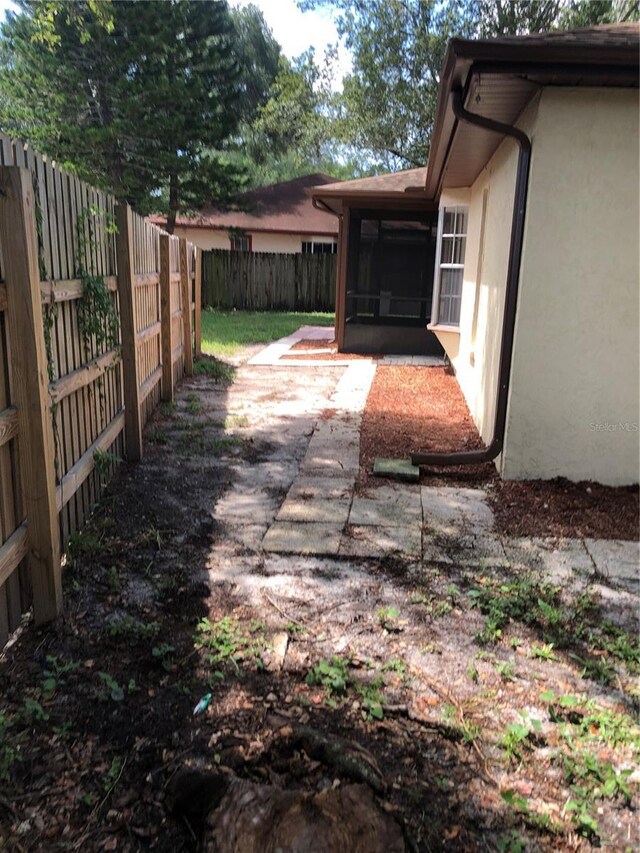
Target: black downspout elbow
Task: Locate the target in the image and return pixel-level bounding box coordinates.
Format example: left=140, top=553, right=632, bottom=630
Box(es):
left=411, top=85, right=531, bottom=469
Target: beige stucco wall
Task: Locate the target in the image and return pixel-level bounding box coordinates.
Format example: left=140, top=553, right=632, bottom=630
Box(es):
left=433, top=98, right=537, bottom=445
left=433, top=87, right=639, bottom=485
left=502, top=87, right=639, bottom=485
left=173, top=226, right=336, bottom=254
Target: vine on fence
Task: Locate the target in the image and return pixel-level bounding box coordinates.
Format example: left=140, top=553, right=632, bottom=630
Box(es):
left=76, top=205, right=120, bottom=359
left=33, top=171, right=62, bottom=479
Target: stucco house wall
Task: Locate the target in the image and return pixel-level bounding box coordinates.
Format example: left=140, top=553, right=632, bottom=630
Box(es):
left=503, top=87, right=639, bottom=485
left=433, top=87, right=639, bottom=486
left=173, top=225, right=336, bottom=254
left=434, top=98, right=538, bottom=445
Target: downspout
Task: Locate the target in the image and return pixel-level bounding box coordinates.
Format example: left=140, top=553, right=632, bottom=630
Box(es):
left=411, top=85, right=531, bottom=468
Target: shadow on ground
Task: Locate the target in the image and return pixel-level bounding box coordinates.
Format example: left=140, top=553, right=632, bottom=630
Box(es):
left=0, top=353, right=638, bottom=852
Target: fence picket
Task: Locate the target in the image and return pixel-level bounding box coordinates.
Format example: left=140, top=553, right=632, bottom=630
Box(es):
left=201, top=249, right=336, bottom=312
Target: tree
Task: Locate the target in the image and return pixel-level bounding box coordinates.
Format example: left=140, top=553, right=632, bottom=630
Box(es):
left=229, top=3, right=282, bottom=124
left=0, top=0, right=245, bottom=231
left=302, top=0, right=639, bottom=170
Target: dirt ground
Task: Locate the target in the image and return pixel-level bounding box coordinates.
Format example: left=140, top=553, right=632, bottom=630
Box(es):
left=0, top=354, right=638, bottom=853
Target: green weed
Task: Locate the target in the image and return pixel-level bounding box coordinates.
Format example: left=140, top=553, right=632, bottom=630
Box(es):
left=193, top=357, right=236, bottom=383
left=108, top=615, right=160, bottom=640
left=196, top=616, right=265, bottom=672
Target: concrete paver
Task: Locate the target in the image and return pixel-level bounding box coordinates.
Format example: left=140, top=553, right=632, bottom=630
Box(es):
left=277, top=497, right=351, bottom=524
left=231, top=328, right=637, bottom=582
left=262, top=521, right=343, bottom=556
left=584, top=539, right=639, bottom=588
left=339, top=525, right=422, bottom=559
left=350, top=494, right=422, bottom=528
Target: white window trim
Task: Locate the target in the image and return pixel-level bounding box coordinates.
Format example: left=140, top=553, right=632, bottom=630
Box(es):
left=430, top=205, right=468, bottom=329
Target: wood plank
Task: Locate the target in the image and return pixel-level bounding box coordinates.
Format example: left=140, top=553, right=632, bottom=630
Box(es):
left=0, top=285, right=7, bottom=312
left=0, top=407, right=19, bottom=448
left=193, top=245, right=202, bottom=359
left=0, top=522, right=28, bottom=589
left=134, top=272, right=160, bottom=288
left=40, top=276, right=118, bottom=303
left=56, top=410, right=125, bottom=511
left=49, top=347, right=121, bottom=403
left=0, top=166, right=62, bottom=624
left=139, top=365, right=162, bottom=404
left=136, top=320, right=161, bottom=347
left=159, top=234, right=173, bottom=401
left=115, top=204, right=142, bottom=461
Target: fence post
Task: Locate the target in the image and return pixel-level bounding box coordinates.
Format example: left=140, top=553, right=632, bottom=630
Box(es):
left=115, top=203, right=143, bottom=461
left=194, top=246, right=202, bottom=359
left=179, top=237, right=193, bottom=376
left=0, top=166, right=62, bottom=624
left=159, top=234, right=174, bottom=400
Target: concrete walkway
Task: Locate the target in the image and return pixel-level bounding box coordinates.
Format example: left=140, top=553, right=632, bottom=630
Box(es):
left=240, top=330, right=639, bottom=595
left=212, top=329, right=638, bottom=598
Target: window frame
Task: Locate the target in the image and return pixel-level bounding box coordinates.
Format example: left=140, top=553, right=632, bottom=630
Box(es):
left=229, top=233, right=252, bottom=252
left=301, top=240, right=337, bottom=255
left=431, top=205, right=468, bottom=328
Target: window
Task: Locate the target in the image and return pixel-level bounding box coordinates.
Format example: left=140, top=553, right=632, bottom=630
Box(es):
left=301, top=240, right=337, bottom=254
left=433, top=206, right=467, bottom=326
left=230, top=234, right=251, bottom=252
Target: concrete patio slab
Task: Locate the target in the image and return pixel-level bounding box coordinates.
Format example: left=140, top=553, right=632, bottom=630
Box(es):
left=277, top=496, right=351, bottom=524
left=287, top=477, right=354, bottom=501
left=502, top=537, right=594, bottom=582
left=214, top=488, right=280, bottom=525
left=584, top=539, right=639, bottom=588
left=349, top=493, right=422, bottom=527
left=421, top=486, right=495, bottom=535
left=262, top=521, right=343, bottom=555
left=339, top=524, right=422, bottom=558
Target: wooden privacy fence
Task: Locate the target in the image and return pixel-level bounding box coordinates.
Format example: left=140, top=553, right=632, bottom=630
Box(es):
left=202, top=249, right=336, bottom=311
left=0, top=131, right=202, bottom=644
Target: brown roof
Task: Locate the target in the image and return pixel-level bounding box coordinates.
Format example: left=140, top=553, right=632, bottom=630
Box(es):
left=311, top=168, right=434, bottom=215
left=314, top=167, right=428, bottom=196
left=151, top=173, right=340, bottom=235
left=426, top=22, right=639, bottom=196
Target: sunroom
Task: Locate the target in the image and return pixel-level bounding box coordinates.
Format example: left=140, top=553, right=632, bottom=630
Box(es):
left=311, top=169, right=444, bottom=356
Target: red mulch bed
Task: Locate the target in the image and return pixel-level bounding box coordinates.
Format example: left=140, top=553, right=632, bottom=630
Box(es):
left=360, top=365, right=639, bottom=540
left=360, top=365, right=493, bottom=489
left=491, top=478, right=639, bottom=541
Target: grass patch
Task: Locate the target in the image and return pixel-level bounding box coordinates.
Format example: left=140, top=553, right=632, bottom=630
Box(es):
left=201, top=309, right=334, bottom=356
left=193, top=357, right=236, bottom=383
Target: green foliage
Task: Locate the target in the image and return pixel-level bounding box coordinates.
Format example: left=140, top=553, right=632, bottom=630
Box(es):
left=93, top=449, right=121, bottom=486
left=500, top=713, right=542, bottom=761
left=97, top=671, right=124, bottom=702
left=376, top=606, right=400, bottom=631
left=195, top=616, right=266, bottom=673
left=193, top=357, right=236, bottom=383
left=42, top=655, right=79, bottom=696
left=0, top=1, right=246, bottom=227
left=306, top=657, right=350, bottom=696
left=186, top=393, right=202, bottom=415
left=108, top=615, right=160, bottom=640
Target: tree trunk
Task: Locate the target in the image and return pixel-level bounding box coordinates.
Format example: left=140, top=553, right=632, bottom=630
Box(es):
left=167, top=171, right=179, bottom=234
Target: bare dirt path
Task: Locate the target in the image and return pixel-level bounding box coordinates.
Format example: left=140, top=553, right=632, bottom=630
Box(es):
left=0, top=349, right=638, bottom=853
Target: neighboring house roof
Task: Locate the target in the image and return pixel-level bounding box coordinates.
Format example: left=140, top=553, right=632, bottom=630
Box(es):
left=311, top=23, right=639, bottom=211
left=151, top=174, right=341, bottom=236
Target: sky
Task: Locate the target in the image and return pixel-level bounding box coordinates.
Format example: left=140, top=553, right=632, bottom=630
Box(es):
left=0, top=0, right=352, bottom=88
